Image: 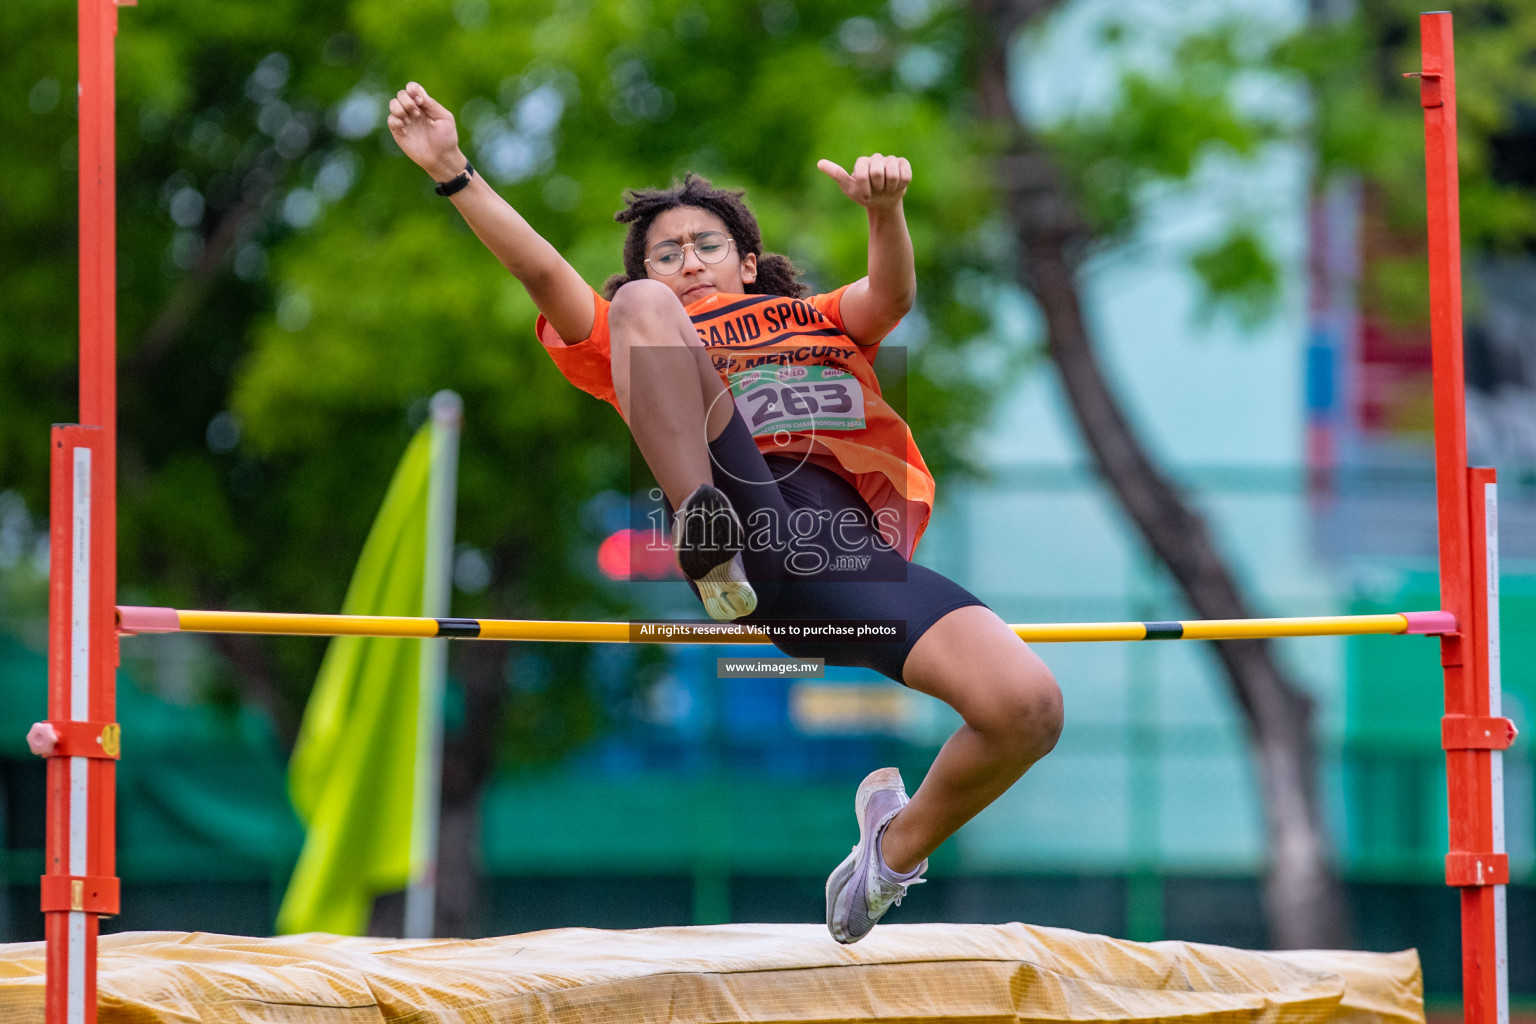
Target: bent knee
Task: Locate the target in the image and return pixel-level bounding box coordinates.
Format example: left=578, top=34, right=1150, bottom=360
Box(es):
left=970, top=662, right=1063, bottom=757
left=609, top=279, right=685, bottom=331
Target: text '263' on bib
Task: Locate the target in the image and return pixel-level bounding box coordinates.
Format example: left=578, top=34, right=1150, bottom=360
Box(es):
left=728, top=365, right=867, bottom=438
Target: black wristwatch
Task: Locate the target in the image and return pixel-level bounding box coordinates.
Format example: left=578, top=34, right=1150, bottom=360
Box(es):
left=434, top=161, right=475, bottom=197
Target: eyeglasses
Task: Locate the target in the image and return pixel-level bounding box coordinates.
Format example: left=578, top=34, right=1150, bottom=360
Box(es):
left=645, top=232, right=735, bottom=275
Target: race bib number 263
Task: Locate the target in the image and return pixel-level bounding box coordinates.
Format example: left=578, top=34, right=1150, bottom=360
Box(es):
left=727, top=365, right=867, bottom=437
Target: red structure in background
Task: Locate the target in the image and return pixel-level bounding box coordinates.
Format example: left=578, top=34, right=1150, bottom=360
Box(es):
left=597, top=528, right=680, bottom=582
left=41, top=6, right=1513, bottom=1024
left=1356, top=318, right=1435, bottom=435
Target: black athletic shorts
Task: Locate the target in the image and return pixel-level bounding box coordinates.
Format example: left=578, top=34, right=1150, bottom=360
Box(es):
left=671, top=409, right=987, bottom=685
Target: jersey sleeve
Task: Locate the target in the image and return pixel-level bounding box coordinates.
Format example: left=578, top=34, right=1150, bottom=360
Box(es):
left=534, top=289, right=618, bottom=407
left=808, top=283, right=897, bottom=365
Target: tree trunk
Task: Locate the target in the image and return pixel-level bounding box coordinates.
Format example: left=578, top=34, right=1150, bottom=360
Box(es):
left=970, top=0, right=1350, bottom=949
left=128, top=154, right=279, bottom=369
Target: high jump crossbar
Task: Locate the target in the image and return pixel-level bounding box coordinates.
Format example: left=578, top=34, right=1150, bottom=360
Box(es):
left=113, top=605, right=1458, bottom=644
left=42, top=6, right=1515, bottom=1024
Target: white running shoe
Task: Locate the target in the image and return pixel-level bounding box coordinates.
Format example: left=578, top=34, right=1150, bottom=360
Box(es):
left=825, top=767, right=926, bottom=944
left=672, top=484, right=756, bottom=621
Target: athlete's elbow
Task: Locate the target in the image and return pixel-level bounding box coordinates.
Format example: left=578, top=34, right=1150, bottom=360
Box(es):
left=873, top=290, right=915, bottom=332
left=879, top=279, right=916, bottom=318
left=518, top=262, right=576, bottom=307
left=504, top=245, right=572, bottom=295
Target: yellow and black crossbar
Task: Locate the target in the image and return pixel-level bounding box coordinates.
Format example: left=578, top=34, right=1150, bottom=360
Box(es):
left=116, top=606, right=1457, bottom=645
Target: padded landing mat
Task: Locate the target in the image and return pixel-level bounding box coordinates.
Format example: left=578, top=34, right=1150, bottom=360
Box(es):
left=0, top=922, right=1422, bottom=1024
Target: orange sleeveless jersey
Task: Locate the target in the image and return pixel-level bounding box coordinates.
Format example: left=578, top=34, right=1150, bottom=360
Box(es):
left=536, top=286, right=935, bottom=558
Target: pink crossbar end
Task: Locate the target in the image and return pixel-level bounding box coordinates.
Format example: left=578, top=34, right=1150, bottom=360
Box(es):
left=1403, top=610, right=1458, bottom=635
left=116, top=605, right=181, bottom=634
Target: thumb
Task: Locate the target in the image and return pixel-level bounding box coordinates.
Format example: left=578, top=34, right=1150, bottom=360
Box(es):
left=409, top=82, right=451, bottom=119
left=817, top=159, right=853, bottom=191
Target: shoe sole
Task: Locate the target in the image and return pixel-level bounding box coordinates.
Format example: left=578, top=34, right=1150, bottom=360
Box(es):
left=672, top=486, right=756, bottom=622
left=696, top=551, right=757, bottom=622
left=825, top=767, right=904, bottom=944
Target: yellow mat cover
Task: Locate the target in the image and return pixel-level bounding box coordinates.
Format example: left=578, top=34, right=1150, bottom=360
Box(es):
left=0, top=923, right=1422, bottom=1024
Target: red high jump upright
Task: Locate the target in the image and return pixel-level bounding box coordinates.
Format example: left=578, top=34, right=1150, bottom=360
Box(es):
left=43, top=2, right=130, bottom=1024
left=1417, top=12, right=1514, bottom=1024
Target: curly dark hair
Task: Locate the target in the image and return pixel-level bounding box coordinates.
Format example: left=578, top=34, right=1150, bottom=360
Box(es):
left=601, top=173, right=808, bottom=300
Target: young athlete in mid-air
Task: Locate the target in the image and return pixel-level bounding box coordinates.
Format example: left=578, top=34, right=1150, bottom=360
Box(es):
left=387, top=82, right=1063, bottom=942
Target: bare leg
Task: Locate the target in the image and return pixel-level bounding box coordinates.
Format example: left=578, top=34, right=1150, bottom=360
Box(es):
left=609, top=280, right=735, bottom=507
left=879, top=605, right=1064, bottom=873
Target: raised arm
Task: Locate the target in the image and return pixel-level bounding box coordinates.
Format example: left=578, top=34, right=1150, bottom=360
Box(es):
left=816, top=154, right=915, bottom=346
left=389, top=82, right=594, bottom=343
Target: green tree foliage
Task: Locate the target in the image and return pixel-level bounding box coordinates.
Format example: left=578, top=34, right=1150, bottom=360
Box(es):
left=1288, top=1, right=1536, bottom=327
left=1031, top=1, right=1536, bottom=328
left=1, top=0, right=1003, bottom=748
